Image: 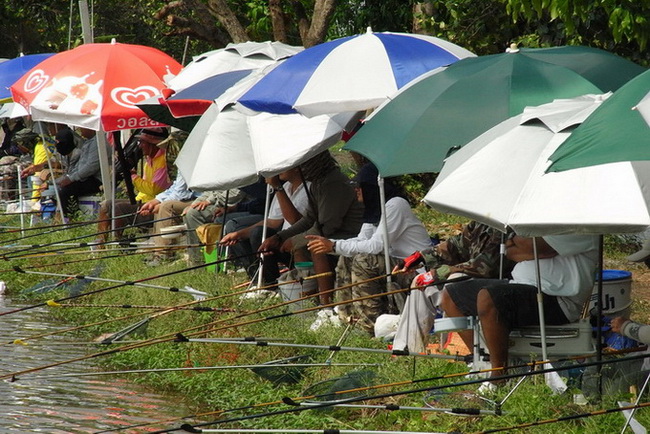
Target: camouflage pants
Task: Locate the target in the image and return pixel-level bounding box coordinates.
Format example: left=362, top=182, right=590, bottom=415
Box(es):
left=335, top=253, right=415, bottom=335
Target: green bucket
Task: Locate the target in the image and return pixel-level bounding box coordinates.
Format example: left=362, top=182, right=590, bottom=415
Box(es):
left=203, top=247, right=218, bottom=273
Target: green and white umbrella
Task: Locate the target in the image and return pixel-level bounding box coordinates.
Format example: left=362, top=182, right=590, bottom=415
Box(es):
left=548, top=68, right=650, bottom=172
left=344, top=45, right=646, bottom=176
left=424, top=94, right=650, bottom=236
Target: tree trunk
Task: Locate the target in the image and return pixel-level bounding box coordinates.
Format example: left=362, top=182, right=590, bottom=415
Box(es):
left=304, top=0, right=336, bottom=47
left=206, top=0, right=250, bottom=43
left=413, top=2, right=435, bottom=34
left=269, top=0, right=288, bottom=43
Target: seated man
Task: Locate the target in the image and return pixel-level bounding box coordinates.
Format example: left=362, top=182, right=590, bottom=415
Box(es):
left=54, top=127, right=109, bottom=220
left=440, top=234, right=599, bottom=384
left=306, top=163, right=432, bottom=334
left=183, top=188, right=246, bottom=266
left=391, top=221, right=515, bottom=353
left=259, top=151, right=363, bottom=309
left=137, top=172, right=198, bottom=265
left=220, top=168, right=309, bottom=285
left=97, top=127, right=171, bottom=242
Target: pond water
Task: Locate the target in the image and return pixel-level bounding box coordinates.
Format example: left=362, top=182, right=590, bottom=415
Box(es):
left=0, top=296, right=192, bottom=433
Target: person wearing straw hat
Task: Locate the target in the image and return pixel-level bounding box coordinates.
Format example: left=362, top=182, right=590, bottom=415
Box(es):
left=96, top=127, right=171, bottom=243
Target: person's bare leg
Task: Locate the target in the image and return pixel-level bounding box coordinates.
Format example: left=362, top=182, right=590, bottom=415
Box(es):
left=439, top=289, right=473, bottom=350
left=312, top=252, right=334, bottom=305
left=476, top=288, right=509, bottom=380
left=96, top=206, right=111, bottom=246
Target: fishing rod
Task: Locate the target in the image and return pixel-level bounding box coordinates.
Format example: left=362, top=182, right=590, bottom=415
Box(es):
left=5, top=308, right=159, bottom=346
left=25, top=362, right=379, bottom=379
left=0, top=213, right=182, bottom=259
left=480, top=401, right=650, bottom=433
left=166, top=353, right=650, bottom=433
left=0, top=249, right=246, bottom=319
left=175, top=334, right=461, bottom=361
left=0, top=268, right=410, bottom=380
left=0, top=212, right=136, bottom=245
left=96, top=348, right=648, bottom=434
left=56, top=302, right=237, bottom=312
left=14, top=266, right=208, bottom=298
left=0, top=234, right=196, bottom=260
left=183, top=429, right=447, bottom=434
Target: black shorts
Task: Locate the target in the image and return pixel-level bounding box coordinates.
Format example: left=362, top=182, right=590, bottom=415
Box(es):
left=445, top=278, right=569, bottom=329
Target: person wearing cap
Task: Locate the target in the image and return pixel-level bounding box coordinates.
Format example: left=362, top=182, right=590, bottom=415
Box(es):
left=220, top=168, right=310, bottom=284
left=97, top=127, right=172, bottom=243
left=259, top=151, right=364, bottom=313
left=305, top=162, right=432, bottom=334
left=53, top=127, right=109, bottom=219
left=626, top=239, right=650, bottom=268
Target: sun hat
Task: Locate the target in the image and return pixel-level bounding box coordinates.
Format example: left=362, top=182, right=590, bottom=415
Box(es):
left=135, top=127, right=169, bottom=145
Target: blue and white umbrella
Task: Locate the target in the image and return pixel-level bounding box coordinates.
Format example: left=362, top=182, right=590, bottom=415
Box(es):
left=0, top=53, right=55, bottom=102
left=237, top=28, right=474, bottom=117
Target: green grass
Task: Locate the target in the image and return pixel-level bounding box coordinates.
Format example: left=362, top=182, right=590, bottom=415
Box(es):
left=1, top=212, right=649, bottom=433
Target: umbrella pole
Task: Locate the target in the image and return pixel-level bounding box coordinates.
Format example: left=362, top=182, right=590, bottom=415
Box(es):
left=16, top=165, right=25, bottom=235
left=96, top=129, right=113, bottom=212
left=378, top=176, right=392, bottom=285
left=533, top=237, right=548, bottom=362
left=597, top=235, right=604, bottom=395
left=37, top=129, right=66, bottom=224
left=256, top=185, right=272, bottom=288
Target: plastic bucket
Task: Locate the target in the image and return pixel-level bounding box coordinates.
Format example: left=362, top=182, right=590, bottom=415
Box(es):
left=278, top=268, right=318, bottom=313
left=589, top=269, right=632, bottom=316
left=78, top=195, right=101, bottom=216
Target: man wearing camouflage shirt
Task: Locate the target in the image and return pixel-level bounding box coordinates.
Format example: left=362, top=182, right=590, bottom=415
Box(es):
left=392, top=221, right=514, bottom=353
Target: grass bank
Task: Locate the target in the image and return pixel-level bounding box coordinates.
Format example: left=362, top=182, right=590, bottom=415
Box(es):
left=2, top=209, right=649, bottom=433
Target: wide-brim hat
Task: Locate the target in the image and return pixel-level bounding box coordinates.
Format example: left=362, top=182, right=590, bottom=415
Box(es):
left=134, top=127, right=169, bottom=145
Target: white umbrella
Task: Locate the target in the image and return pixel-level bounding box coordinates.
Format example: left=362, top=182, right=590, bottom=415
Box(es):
left=176, top=104, right=359, bottom=191
left=424, top=93, right=650, bottom=237
left=0, top=102, right=28, bottom=119
left=167, top=41, right=302, bottom=91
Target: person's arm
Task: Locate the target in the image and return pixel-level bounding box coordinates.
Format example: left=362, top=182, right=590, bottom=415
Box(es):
left=506, top=236, right=557, bottom=262
left=67, top=138, right=101, bottom=182
left=156, top=175, right=193, bottom=202
left=612, top=317, right=650, bottom=344
left=269, top=179, right=303, bottom=225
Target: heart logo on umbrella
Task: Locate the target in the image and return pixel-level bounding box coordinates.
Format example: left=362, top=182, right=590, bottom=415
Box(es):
left=23, top=70, right=50, bottom=94
left=111, top=85, right=159, bottom=109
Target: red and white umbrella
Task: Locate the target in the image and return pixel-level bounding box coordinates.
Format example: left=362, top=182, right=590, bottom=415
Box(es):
left=11, top=40, right=182, bottom=131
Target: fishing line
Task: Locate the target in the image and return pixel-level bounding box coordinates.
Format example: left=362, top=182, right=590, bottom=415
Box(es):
left=26, top=362, right=379, bottom=379
left=95, top=349, right=648, bottom=434
left=4, top=308, right=159, bottom=346
left=0, top=214, right=181, bottom=259
left=0, top=250, right=250, bottom=318
left=0, top=267, right=407, bottom=380
left=165, top=353, right=650, bottom=433
left=175, top=335, right=460, bottom=361
left=480, top=401, right=650, bottom=433
left=14, top=266, right=210, bottom=295
left=0, top=212, right=136, bottom=244
left=58, top=303, right=237, bottom=312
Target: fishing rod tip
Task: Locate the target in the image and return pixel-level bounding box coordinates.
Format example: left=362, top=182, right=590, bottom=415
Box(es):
left=282, top=396, right=300, bottom=406
left=180, top=424, right=202, bottom=433
left=174, top=333, right=189, bottom=342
